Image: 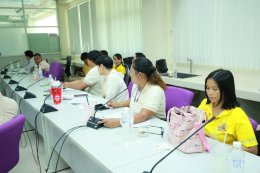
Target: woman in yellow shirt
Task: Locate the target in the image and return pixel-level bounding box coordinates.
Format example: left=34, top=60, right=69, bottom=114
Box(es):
left=113, top=53, right=126, bottom=75
left=198, top=69, right=258, bottom=155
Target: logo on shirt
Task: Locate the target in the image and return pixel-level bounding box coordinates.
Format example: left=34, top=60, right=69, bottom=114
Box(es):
left=218, top=123, right=227, bottom=132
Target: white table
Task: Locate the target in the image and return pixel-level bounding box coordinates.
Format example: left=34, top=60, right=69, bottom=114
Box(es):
left=1, top=73, right=260, bottom=173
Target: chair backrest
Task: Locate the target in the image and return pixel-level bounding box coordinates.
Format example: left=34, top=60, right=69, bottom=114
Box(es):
left=0, top=114, right=25, bottom=172
left=128, top=81, right=134, bottom=97
left=48, top=61, right=64, bottom=81
left=164, top=85, right=194, bottom=114
left=123, top=57, right=133, bottom=68
left=123, top=65, right=130, bottom=85
left=249, top=117, right=258, bottom=133
left=64, top=56, right=72, bottom=77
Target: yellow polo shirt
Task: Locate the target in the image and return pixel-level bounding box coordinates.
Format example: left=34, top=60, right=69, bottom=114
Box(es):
left=113, top=64, right=126, bottom=75
left=83, top=64, right=90, bottom=75
left=198, top=99, right=257, bottom=147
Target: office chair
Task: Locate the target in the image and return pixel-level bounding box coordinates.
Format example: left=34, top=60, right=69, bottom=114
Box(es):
left=0, top=114, right=25, bottom=173
left=48, top=62, right=64, bottom=81
left=164, top=85, right=194, bottom=114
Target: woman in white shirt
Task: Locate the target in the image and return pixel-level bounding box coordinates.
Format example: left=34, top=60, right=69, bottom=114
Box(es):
left=100, top=57, right=167, bottom=128
left=96, top=55, right=129, bottom=102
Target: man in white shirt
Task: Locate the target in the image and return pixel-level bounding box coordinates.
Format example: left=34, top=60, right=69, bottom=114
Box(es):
left=34, top=53, right=50, bottom=72
left=0, top=93, right=18, bottom=125
left=63, top=50, right=104, bottom=97
left=24, top=50, right=35, bottom=73
left=96, top=55, right=129, bottom=102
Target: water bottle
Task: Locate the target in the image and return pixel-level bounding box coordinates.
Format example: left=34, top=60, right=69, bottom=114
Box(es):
left=173, top=62, right=178, bottom=78
left=38, top=66, right=43, bottom=79
left=33, top=66, right=39, bottom=80
left=48, top=74, right=54, bottom=87
left=229, top=141, right=245, bottom=173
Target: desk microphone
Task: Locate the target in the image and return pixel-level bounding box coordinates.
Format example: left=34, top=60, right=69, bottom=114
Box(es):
left=143, top=115, right=216, bottom=173
left=1, top=59, right=21, bottom=75
left=23, top=78, right=46, bottom=99
left=87, top=88, right=128, bottom=129
left=40, top=82, right=63, bottom=113
left=7, top=62, right=30, bottom=83
left=14, top=71, right=34, bottom=91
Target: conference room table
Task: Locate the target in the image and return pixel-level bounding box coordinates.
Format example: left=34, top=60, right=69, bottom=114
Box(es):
left=1, top=72, right=260, bottom=173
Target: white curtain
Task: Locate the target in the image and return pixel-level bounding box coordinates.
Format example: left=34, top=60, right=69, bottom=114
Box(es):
left=101, top=0, right=142, bottom=57
left=172, top=0, right=260, bottom=70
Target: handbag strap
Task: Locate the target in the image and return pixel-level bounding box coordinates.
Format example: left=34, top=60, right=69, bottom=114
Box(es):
left=195, top=123, right=211, bottom=152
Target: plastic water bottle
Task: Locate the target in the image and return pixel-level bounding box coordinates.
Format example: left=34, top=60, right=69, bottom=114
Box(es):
left=33, top=66, right=39, bottom=80
left=173, top=62, right=178, bottom=78
left=229, top=141, right=245, bottom=173
left=48, top=74, right=54, bottom=87
left=38, top=66, right=43, bottom=79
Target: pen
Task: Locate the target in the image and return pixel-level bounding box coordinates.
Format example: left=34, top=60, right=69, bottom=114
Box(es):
left=86, top=95, right=89, bottom=106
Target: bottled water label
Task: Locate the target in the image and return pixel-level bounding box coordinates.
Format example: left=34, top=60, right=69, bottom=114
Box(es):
left=232, top=159, right=244, bottom=168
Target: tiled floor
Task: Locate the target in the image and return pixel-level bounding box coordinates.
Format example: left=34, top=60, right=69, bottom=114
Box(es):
left=10, top=130, right=74, bottom=173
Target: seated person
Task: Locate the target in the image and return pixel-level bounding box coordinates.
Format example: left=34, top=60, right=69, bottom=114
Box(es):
left=113, top=53, right=126, bottom=75
left=63, top=50, right=104, bottom=97
left=74, top=52, right=91, bottom=77
left=135, top=52, right=146, bottom=59
left=198, top=69, right=258, bottom=155
left=100, top=50, right=109, bottom=56
left=0, top=93, right=18, bottom=125
left=96, top=55, right=129, bottom=102
left=24, top=50, right=35, bottom=73
left=34, top=53, right=50, bottom=72
left=100, top=57, right=166, bottom=128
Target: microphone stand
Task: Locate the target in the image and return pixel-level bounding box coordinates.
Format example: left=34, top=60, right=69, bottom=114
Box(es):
left=24, top=78, right=45, bottom=99
left=143, top=115, right=216, bottom=173
left=14, top=72, right=33, bottom=91
left=87, top=88, right=128, bottom=129
left=1, top=59, right=20, bottom=75
left=7, top=62, right=30, bottom=83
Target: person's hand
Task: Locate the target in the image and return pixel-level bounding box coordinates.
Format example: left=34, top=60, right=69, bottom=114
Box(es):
left=63, top=82, right=69, bottom=88
left=108, top=101, right=119, bottom=108
left=100, top=118, right=120, bottom=128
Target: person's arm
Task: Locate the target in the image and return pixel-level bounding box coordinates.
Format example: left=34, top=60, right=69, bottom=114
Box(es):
left=108, top=99, right=130, bottom=108
left=63, top=79, right=88, bottom=90
left=242, top=145, right=258, bottom=155
left=101, top=108, right=155, bottom=128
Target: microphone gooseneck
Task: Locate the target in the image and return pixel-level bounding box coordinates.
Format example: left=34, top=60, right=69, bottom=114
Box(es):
left=14, top=71, right=35, bottom=91
left=143, top=115, right=216, bottom=173
left=23, top=78, right=46, bottom=99
left=87, top=88, right=128, bottom=129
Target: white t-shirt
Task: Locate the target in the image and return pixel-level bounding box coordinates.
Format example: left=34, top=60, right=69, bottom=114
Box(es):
left=129, top=83, right=166, bottom=119
left=103, top=69, right=129, bottom=102
left=39, top=60, right=50, bottom=71
left=24, top=58, right=35, bottom=73
left=83, top=66, right=103, bottom=97
left=0, top=93, right=18, bottom=125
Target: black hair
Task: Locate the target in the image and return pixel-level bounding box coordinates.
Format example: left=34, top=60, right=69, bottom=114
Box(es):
left=87, top=50, right=103, bottom=64
left=24, top=50, right=34, bottom=58
left=96, top=55, right=113, bottom=69
left=135, top=52, right=146, bottom=58
left=34, top=53, right=41, bottom=57
left=81, top=52, right=89, bottom=61
left=205, top=69, right=240, bottom=109
left=113, top=53, right=122, bottom=60
left=100, top=50, right=108, bottom=56
left=132, top=57, right=166, bottom=90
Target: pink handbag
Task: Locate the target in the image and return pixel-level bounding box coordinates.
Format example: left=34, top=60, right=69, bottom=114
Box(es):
left=167, top=106, right=210, bottom=153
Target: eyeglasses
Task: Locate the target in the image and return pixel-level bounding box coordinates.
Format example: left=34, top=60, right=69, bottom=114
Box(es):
left=136, top=125, right=164, bottom=138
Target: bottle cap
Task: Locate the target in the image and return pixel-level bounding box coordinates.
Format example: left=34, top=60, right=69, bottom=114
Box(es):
left=233, top=141, right=242, bottom=148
